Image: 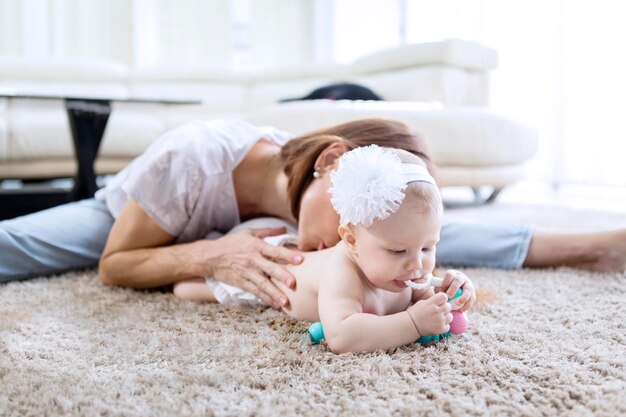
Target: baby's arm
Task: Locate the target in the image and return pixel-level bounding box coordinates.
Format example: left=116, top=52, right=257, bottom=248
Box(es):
left=173, top=278, right=217, bottom=302
left=318, top=265, right=422, bottom=354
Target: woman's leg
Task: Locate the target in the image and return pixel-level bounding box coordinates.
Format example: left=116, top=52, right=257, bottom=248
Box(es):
left=439, top=219, right=626, bottom=272
left=0, top=198, right=114, bottom=283
left=524, top=229, right=626, bottom=272
left=437, top=220, right=533, bottom=269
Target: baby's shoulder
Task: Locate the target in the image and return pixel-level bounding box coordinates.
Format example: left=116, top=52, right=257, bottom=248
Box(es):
left=319, top=247, right=364, bottom=290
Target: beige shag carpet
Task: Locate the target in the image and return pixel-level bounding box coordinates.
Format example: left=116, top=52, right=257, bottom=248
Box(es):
left=1, top=204, right=625, bottom=417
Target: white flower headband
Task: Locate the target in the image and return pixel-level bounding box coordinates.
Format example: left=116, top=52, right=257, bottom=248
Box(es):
left=329, top=145, right=436, bottom=227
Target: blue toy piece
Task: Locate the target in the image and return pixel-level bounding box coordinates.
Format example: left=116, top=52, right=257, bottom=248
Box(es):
left=307, top=288, right=464, bottom=345
left=416, top=332, right=451, bottom=343
left=308, top=321, right=325, bottom=344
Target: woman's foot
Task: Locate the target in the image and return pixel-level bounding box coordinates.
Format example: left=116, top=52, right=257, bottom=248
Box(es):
left=525, top=229, right=626, bottom=272
left=571, top=229, right=626, bottom=272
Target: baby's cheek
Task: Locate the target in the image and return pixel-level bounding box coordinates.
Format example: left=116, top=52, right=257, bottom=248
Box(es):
left=426, top=253, right=437, bottom=270
left=373, top=263, right=395, bottom=281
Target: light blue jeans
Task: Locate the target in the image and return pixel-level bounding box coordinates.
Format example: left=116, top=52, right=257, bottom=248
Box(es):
left=0, top=198, right=532, bottom=283
left=0, top=199, right=115, bottom=282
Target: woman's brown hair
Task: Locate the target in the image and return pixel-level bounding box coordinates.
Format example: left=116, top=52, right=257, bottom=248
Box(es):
left=280, top=118, right=436, bottom=220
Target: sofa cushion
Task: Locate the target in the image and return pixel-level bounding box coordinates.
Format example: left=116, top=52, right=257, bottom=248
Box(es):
left=99, top=103, right=167, bottom=158
left=0, top=80, right=130, bottom=100
left=245, top=100, right=537, bottom=167
left=355, top=66, right=472, bottom=106
left=0, top=57, right=128, bottom=81
left=351, top=38, right=498, bottom=74
left=438, top=165, right=526, bottom=188
left=0, top=58, right=129, bottom=100
left=244, top=78, right=341, bottom=111
left=6, top=99, right=72, bottom=159
left=128, top=81, right=246, bottom=112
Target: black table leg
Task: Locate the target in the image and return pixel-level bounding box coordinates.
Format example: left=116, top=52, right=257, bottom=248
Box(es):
left=1, top=94, right=197, bottom=220
left=65, top=99, right=111, bottom=200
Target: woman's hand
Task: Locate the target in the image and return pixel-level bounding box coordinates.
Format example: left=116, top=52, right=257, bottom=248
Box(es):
left=407, top=292, right=452, bottom=336
left=437, top=269, right=476, bottom=313
left=203, top=226, right=303, bottom=309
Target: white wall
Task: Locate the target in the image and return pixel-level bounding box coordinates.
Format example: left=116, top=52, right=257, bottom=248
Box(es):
left=402, top=0, right=626, bottom=187
left=0, top=0, right=315, bottom=71
left=0, top=0, right=133, bottom=63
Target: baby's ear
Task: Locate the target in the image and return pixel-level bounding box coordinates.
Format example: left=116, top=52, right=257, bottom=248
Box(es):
left=338, top=225, right=358, bottom=254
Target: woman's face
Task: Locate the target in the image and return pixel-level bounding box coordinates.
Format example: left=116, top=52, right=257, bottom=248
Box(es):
left=297, top=169, right=341, bottom=251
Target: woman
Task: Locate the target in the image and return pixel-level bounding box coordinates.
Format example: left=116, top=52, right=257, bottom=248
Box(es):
left=0, top=119, right=624, bottom=309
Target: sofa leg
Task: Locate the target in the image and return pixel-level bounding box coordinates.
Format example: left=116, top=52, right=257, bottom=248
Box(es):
left=472, top=186, right=504, bottom=204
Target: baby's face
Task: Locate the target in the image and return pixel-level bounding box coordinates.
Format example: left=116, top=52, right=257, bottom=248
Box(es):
left=352, top=200, right=442, bottom=292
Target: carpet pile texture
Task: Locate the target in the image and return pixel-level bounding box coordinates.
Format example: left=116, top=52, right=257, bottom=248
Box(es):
left=1, top=204, right=625, bottom=416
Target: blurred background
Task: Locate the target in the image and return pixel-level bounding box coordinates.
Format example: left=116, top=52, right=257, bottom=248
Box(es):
left=1, top=0, right=625, bottom=207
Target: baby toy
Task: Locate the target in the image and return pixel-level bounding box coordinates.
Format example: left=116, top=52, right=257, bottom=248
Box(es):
left=405, top=273, right=469, bottom=342
left=308, top=274, right=469, bottom=344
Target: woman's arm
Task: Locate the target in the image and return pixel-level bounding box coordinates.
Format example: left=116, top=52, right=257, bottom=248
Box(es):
left=99, top=199, right=189, bottom=287
left=98, top=199, right=301, bottom=308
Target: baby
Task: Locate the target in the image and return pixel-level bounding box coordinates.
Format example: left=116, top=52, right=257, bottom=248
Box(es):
left=174, top=145, right=476, bottom=353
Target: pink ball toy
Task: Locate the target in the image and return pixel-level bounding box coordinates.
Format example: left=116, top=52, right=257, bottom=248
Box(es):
left=449, top=310, right=469, bottom=335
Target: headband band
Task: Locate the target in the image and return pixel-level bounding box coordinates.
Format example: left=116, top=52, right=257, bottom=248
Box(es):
left=400, top=163, right=436, bottom=185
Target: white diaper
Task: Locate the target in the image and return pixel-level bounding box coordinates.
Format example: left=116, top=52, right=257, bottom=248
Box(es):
left=204, top=218, right=298, bottom=305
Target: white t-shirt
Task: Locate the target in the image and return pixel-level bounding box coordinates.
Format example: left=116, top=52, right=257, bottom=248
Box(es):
left=95, top=119, right=291, bottom=243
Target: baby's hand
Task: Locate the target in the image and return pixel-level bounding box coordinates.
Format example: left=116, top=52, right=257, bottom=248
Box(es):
left=439, top=269, right=475, bottom=313
left=407, top=293, right=452, bottom=336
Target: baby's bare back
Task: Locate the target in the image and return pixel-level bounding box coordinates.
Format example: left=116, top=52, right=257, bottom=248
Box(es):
left=271, top=247, right=333, bottom=322
left=272, top=244, right=413, bottom=322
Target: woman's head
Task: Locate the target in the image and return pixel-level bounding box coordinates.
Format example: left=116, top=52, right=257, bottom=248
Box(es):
left=280, top=118, right=435, bottom=251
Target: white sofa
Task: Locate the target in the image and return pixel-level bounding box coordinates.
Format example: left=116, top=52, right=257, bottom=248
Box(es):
left=0, top=39, right=537, bottom=191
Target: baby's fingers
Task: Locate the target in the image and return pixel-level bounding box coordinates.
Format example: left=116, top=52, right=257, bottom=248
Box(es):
left=457, top=291, right=477, bottom=313
left=455, top=280, right=476, bottom=312
left=453, top=291, right=471, bottom=311
left=430, top=292, right=449, bottom=306
left=443, top=270, right=466, bottom=298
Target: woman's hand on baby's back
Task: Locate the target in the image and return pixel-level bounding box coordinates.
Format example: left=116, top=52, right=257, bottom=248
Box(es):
left=206, top=227, right=303, bottom=308
left=407, top=292, right=452, bottom=337
left=437, top=269, right=476, bottom=313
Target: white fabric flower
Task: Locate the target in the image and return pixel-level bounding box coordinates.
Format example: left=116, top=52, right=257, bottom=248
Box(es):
left=329, top=145, right=407, bottom=227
